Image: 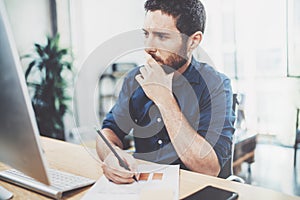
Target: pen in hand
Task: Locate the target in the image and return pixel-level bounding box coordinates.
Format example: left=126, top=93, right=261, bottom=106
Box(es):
left=94, top=127, right=138, bottom=182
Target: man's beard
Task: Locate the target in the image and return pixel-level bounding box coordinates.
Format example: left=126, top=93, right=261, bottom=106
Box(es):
left=149, top=49, right=188, bottom=74
left=163, top=53, right=188, bottom=73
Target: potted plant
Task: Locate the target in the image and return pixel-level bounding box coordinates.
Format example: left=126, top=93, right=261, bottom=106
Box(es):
left=23, top=34, right=73, bottom=140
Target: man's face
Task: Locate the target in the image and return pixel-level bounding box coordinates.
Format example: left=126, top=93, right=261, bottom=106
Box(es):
left=143, top=10, right=188, bottom=71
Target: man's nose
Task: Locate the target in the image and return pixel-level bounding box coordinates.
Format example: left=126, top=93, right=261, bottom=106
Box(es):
left=144, top=37, right=157, bottom=54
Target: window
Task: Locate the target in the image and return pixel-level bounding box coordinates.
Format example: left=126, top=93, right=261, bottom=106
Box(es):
left=287, top=0, right=300, bottom=77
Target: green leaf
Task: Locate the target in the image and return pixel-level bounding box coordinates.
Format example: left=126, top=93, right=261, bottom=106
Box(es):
left=20, top=54, right=33, bottom=59
left=36, top=60, right=45, bottom=72
left=57, top=49, right=67, bottom=57
left=50, top=34, right=60, bottom=50
left=25, top=61, right=36, bottom=80
left=34, top=43, right=45, bottom=57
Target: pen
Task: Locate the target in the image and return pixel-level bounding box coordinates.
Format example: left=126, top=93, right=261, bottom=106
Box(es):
left=94, top=127, right=138, bottom=182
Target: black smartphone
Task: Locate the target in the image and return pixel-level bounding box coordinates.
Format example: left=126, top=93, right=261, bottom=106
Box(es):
left=182, top=185, right=239, bottom=200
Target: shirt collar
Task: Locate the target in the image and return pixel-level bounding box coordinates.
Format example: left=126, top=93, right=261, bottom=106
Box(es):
left=178, top=56, right=202, bottom=84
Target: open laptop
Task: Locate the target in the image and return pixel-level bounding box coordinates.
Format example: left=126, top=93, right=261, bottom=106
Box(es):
left=0, top=1, right=95, bottom=199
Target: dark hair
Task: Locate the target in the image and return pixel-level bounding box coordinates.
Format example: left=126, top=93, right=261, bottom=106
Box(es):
left=144, top=0, right=206, bottom=36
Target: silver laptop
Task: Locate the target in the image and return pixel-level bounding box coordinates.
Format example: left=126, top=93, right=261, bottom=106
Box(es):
left=0, top=1, right=95, bottom=199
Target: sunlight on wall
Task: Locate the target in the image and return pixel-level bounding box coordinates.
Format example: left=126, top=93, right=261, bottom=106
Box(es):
left=4, top=0, right=52, bottom=56
left=201, top=0, right=299, bottom=145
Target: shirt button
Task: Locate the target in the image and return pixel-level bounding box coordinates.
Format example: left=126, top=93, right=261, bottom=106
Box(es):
left=157, top=117, right=162, bottom=122
left=158, top=139, right=163, bottom=145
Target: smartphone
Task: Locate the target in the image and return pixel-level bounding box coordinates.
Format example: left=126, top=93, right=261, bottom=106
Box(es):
left=182, top=185, right=239, bottom=200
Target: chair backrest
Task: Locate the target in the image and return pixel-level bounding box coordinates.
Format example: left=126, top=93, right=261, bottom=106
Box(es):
left=232, top=93, right=238, bottom=114
left=296, top=108, right=300, bottom=143
left=296, top=108, right=299, bottom=131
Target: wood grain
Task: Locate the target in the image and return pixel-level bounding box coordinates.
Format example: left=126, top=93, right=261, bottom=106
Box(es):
left=0, top=137, right=299, bottom=200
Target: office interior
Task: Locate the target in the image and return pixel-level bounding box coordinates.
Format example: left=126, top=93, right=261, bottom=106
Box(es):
left=2, top=0, right=300, bottom=197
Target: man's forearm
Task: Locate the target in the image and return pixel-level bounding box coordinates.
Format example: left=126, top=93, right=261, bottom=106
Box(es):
left=156, top=94, right=221, bottom=176
left=96, top=128, right=123, bottom=161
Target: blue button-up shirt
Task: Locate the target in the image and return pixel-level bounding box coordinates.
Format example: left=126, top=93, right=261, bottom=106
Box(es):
left=102, top=57, right=235, bottom=177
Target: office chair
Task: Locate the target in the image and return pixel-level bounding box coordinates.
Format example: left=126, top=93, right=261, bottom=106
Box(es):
left=294, top=108, right=300, bottom=167
left=222, top=94, right=245, bottom=183
left=225, top=142, right=245, bottom=183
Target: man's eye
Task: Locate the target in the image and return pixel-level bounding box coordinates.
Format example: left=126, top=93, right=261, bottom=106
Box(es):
left=157, top=33, right=168, bottom=40
left=143, top=31, right=149, bottom=38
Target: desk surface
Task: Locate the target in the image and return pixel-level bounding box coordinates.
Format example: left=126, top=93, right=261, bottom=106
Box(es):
left=0, top=137, right=299, bottom=200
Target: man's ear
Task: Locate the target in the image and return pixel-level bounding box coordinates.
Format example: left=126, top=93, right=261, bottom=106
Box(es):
left=188, top=31, right=202, bottom=52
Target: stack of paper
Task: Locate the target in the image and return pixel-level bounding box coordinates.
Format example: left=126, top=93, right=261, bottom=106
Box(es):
left=81, top=164, right=179, bottom=200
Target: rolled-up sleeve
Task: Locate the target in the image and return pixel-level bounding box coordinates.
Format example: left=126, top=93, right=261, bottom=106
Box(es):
left=102, top=75, right=134, bottom=142
left=197, top=77, right=235, bottom=169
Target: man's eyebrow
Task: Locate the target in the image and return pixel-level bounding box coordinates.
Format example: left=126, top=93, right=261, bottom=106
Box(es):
left=142, top=28, right=171, bottom=35
left=152, top=31, right=170, bottom=36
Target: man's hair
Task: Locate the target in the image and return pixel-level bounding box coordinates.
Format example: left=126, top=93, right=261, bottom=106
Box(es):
left=144, top=0, right=206, bottom=36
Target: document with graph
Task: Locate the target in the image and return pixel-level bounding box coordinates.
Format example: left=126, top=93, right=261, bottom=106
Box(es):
left=81, top=164, right=179, bottom=200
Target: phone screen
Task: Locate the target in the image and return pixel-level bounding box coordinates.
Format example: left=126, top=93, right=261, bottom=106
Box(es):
left=182, top=185, right=239, bottom=200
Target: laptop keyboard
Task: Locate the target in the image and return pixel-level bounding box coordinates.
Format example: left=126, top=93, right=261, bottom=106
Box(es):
left=0, top=168, right=95, bottom=199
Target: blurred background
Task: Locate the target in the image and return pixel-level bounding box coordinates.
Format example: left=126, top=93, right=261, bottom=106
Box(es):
left=2, top=0, right=300, bottom=197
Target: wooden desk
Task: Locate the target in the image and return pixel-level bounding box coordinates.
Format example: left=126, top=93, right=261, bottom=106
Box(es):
left=0, top=137, right=299, bottom=200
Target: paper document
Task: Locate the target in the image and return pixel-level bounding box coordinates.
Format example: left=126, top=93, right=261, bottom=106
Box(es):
left=81, top=164, right=179, bottom=200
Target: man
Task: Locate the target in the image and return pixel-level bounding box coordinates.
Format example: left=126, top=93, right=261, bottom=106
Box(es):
left=96, top=0, right=235, bottom=184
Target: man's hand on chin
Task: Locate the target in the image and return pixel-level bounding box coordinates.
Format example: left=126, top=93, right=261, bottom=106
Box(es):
left=135, top=54, right=174, bottom=105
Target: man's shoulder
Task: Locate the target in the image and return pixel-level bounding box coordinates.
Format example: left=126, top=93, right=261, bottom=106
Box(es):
left=192, top=59, right=230, bottom=86
left=195, top=60, right=229, bottom=80
left=121, top=66, right=141, bottom=88
left=191, top=60, right=231, bottom=91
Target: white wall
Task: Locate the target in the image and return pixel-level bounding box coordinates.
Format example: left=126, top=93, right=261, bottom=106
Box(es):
left=70, top=0, right=145, bottom=130
left=4, top=0, right=52, bottom=64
